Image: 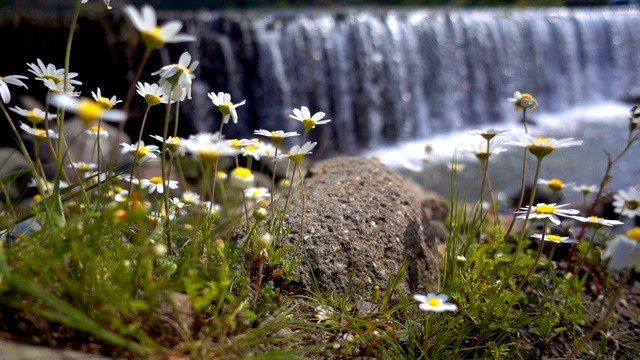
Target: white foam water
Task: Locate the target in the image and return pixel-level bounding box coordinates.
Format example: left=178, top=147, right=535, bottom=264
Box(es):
left=363, top=100, right=640, bottom=211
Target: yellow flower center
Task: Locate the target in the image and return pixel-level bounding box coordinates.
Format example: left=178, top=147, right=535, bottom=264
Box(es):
left=219, top=102, right=233, bottom=116
left=33, top=129, right=47, bottom=140
left=42, top=74, right=63, bottom=83
left=232, top=167, right=253, bottom=179
left=145, top=94, right=162, bottom=106
left=521, top=93, right=535, bottom=101
left=625, top=199, right=639, bottom=210
left=26, top=109, right=44, bottom=124
left=135, top=146, right=149, bottom=157
left=302, top=118, right=316, bottom=131
left=150, top=176, right=163, bottom=184
left=474, top=152, right=489, bottom=161
left=89, top=125, right=104, bottom=133
left=252, top=189, right=261, bottom=197
left=76, top=99, right=104, bottom=125
left=229, top=139, right=242, bottom=147
left=96, top=97, right=114, bottom=109
left=427, top=297, right=442, bottom=307
left=244, top=145, right=257, bottom=152
left=290, top=153, right=304, bottom=164
left=588, top=216, right=602, bottom=221
left=545, top=234, right=564, bottom=242
left=528, top=145, right=554, bottom=159
left=536, top=137, right=549, bottom=143
left=535, top=204, right=557, bottom=214
left=548, top=178, right=564, bottom=192
left=141, top=27, right=165, bottom=50
left=165, top=65, right=191, bottom=85
left=626, top=227, right=640, bottom=242
left=216, top=171, right=227, bottom=178
left=196, top=149, right=219, bottom=163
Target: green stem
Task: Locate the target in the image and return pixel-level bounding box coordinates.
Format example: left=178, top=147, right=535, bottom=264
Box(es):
left=514, top=219, right=548, bottom=294
left=501, top=155, right=543, bottom=293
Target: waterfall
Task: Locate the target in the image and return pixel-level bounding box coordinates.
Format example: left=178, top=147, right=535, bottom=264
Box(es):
left=162, top=7, right=640, bottom=156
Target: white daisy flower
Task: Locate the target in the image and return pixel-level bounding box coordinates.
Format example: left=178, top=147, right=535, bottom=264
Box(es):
left=241, top=144, right=262, bottom=160
left=446, top=161, right=466, bottom=172
left=515, top=203, right=580, bottom=226
left=201, top=201, right=222, bottom=215
left=257, top=232, right=272, bottom=251
left=29, top=178, right=68, bottom=193
left=84, top=125, right=109, bottom=141
left=181, top=191, right=201, bottom=206
left=120, top=141, right=160, bottom=160
left=216, top=171, right=228, bottom=181
left=10, top=106, right=57, bottom=125
left=169, top=197, right=190, bottom=210
left=226, top=138, right=258, bottom=149
left=571, top=184, right=599, bottom=196
left=149, top=134, right=186, bottom=156
left=530, top=233, right=579, bottom=244
left=505, top=134, right=582, bottom=159
left=508, top=91, right=538, bottom=111
left=256, top=142, right=277, bottom=159
left=276, top=141, right=317, bottom=164
left=50, top=95, right=127, bottom=126
left=0, top=74, right=28, bottom=103
left=26, top=59, right=82, bottom=85
left=19, top=122, right=58, bottom=142
left=460, top=140, right=507, bottom=161
left=253, top=129, right=299, bottom=145
left=140, top=176, right=179, bottom=194
left=91, top=88, right=122, bottom=109
left=572, top=215, right=624, bottom=229
left=42, top=78, right=81, bottom=97
left=468, top=128, right=509, bottom=140
left=602, top=227, right=640, bottom=271
left=124, top=4, right=195, bottom=50
left=68, top=161, right=98, bottom=172
left=412, top=293, right=458, bottom=312
left=184, top=136, right=239, bottom=163
left=537, top=178, right=574, bottom=193
left=136, top=82, right=170, bottom=106
left=289, top=106, right=331, bottom=132
left=152, top=52, right=199, bottom=98
left=243, top=187, right=270, bottom=202
left=208, top=92, right=246, bottom=124
left=612, top=186, right=640, bottom=219
left=229, top=167, right=254, bottom=189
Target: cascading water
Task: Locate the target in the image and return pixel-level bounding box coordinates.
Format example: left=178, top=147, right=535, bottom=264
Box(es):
left=164, top=6, right=640, bottom=156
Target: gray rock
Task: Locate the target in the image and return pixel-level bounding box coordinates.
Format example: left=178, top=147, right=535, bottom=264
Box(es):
left=0, top=338, right=113, bottom=360
left=280, top=156, right=440, bottom=295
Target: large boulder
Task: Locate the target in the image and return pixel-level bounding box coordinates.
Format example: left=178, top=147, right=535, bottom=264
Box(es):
left=281, top=156, right=440, bottom=295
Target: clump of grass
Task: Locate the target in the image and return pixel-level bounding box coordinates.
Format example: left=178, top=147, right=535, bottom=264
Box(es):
left=1, top=2, right=640, bottom=359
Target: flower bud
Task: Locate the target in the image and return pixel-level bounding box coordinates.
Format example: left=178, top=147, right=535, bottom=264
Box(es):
left=253, top=207, right=268, bottom=222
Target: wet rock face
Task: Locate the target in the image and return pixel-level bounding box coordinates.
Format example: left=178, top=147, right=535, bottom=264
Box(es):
left=281, top=156, right=440, bottom=295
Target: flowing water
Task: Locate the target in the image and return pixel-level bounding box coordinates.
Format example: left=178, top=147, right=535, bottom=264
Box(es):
left=161, top=6, right=640, bottom=203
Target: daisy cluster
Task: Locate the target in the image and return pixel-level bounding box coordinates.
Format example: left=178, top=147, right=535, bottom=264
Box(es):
left=410, top=92, right=640, bottom=313
left=1, top=4, right=334, bottom=245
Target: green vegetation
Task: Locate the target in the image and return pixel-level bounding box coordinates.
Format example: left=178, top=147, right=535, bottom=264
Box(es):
left=1, top=1, right=639, bottom=359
